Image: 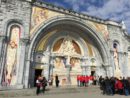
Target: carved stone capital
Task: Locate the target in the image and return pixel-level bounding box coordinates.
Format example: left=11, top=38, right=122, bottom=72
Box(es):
left=20, top=37, right=30, bottom=45
left=0, top=34, right=9, bottom=42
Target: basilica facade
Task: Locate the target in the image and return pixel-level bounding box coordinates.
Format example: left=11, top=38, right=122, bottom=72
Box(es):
left=0, top=0, right=130, bottom=89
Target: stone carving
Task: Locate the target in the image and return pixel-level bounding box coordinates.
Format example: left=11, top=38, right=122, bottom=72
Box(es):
left=53, top=36, right=81, bottom=72
left=54, top=57, right=66, bottom=69
left=113, top=45, right=122, bottom=78
left=31, top=7, right=48, bottom=28
left=58, top=36, right=80, bottom=56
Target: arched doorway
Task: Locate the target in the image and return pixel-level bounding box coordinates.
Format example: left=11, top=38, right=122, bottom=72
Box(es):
left=24, top=17, right=110, bottom=88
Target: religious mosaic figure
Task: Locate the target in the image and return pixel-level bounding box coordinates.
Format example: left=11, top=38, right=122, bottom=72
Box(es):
left=31, top=7, right=48, bottom=28
left=2, top=26, right=20, bottom=86
left=54, top=57, right=66, bottom=69
left=70, top=57, right=81, bottom=71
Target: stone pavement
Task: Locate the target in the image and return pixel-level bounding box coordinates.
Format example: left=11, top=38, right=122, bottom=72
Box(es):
left=0, top=85, right=129, bottom=98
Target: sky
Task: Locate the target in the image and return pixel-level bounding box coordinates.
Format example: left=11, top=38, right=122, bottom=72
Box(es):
left=40, top=0, right=130, bottom=33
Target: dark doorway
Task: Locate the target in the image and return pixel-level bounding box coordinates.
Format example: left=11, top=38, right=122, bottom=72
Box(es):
left=34, top=69, right=42, bottom=86
left=91, top=71, right=95, bottom=76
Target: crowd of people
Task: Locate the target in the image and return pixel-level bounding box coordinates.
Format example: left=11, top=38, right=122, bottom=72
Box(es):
left=99, top=76, right=130, bottom=96
left=77, top=75, right=130, bottom=96
left=36, top=74, right=130, bottom=96
left=77, top=75, right=97, bottom=87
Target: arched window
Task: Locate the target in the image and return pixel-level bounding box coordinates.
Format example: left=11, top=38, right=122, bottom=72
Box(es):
left=113, top=43, right=117, bottom=49
left=113, top=40, right=119, bottom=51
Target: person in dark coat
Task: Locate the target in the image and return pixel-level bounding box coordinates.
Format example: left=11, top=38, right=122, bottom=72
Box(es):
left=110, top=77, right=116, bottom=95
left=55, top=74, right=59, bottom=87
left=100, top=78, right=106, bottom=95
left=99, top=76, right=103, bottom=86
left=104, top=76, right=113, bottom=95
left=36, top=76, right=41, bottom=95
left=41, top=76, right=47, bottom=93
left=122, top=77, right=129, bottom=96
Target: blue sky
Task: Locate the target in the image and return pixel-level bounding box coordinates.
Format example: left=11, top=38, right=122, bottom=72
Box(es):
left=41, top=0, right=130, bottom=33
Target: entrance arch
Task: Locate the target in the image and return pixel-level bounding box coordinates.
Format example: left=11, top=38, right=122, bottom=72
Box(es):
left=24, top=16, right=111, bottom=88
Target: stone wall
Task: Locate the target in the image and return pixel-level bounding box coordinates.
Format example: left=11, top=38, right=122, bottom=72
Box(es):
left=0, top=0, right=31, bottom=88
left=107, top=24, right=130, bottom=77
left=0, top=0, right=31, bottom=37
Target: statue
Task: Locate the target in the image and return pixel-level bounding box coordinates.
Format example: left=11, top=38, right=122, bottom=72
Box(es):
left=58, top=36, right=79, bottom=56
left=113, top=44, right=122, bottom=78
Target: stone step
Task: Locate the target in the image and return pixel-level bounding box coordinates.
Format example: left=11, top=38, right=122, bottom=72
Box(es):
left=0, top=85, right=101, bottom=97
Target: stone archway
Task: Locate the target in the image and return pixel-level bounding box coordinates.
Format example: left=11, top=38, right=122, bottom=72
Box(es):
left=24, top=16, right=111, bottom=88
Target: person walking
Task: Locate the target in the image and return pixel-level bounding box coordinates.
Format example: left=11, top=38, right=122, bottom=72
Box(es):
left=36, top=76, right=41, bottom=95
left=55, top=74, right=59, bottom=87
left=41, top=76, right=47, bottom=93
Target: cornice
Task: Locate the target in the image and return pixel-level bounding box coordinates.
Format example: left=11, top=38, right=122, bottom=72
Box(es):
left=33, top=1, right=123, bottom=27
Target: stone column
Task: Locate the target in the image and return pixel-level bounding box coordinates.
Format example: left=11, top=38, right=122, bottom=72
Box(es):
left=84, top=67, right=87, bottom=75
left=66, top=66, right=71, bottom=85
left=16, top=38, right=29, bottom=88
left=81, top=66, right=83, bottom=75
left=110, top=50, right=115, bottom=76
left=86, top=66, right=91, bottom=76
left=49, top=56, right=54, bottom=78
left=105, top=66, right=108, bottom=76
left=49, top=65, right=53, bottom=78
left=95, top=66, right=100, bottom=76
left=82, top=67, right=86, bottom=75
left=66, top=56, right=71, bottom=85
left=0, top=36, right=7, bottom=85
left=122, top=52, right=129, bottom=77
left=118, top=52, right=123, bottom=76
left=118, top=52, right=128, bottom=77
left=109, top=66, right=113, bottom=77
left=43, top=51, right=50, bottom=81
left=105, top=65, right=113, bottom=77
left=105, top=66, right=112, bottom=77
left=24, top=59, right=31, bottom=88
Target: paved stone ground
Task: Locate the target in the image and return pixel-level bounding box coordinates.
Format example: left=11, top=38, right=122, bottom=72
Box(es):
left=0, top=85, right=129, bottom=98
left=1, top=92, right=129, bottom=98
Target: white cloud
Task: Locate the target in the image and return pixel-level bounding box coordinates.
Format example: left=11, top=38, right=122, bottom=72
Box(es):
left=45, top=0, right=130, bottom=33
left=64, top=0, right=87, bottom=11
left=82, top=0, right=130, bottom=33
